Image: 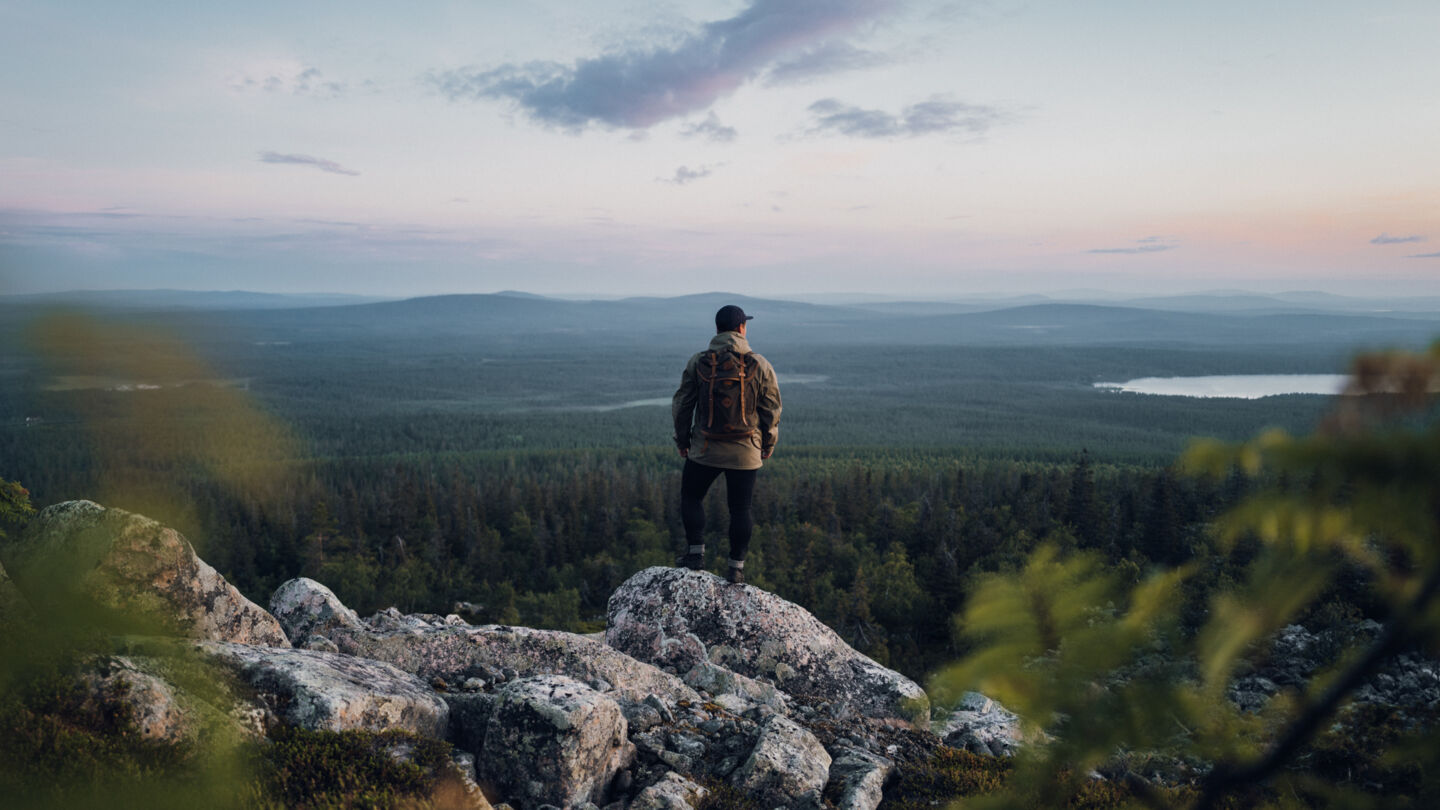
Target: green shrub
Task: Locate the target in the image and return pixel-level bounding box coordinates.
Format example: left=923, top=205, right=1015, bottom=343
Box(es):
left=248, top=727, right=466, bottom=809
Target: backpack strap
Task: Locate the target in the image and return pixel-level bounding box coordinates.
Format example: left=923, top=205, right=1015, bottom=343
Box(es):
left=705, top=351, right=717, bottom=430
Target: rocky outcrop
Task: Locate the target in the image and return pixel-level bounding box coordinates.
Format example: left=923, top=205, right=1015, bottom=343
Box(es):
left=1230, top=622, right=1440, bottom=718
left=476, top=675, right=634, bottom=809
left=6, top=501, right=289, bottom=646
left=607, top=567, right=929, bottom=727
left=729, top=714, right=831, bottom=808
left=935, top=691, right=1022, bottom=757
left=272, top=578, right=701, bottom=706
left=11, top=502, right=986, bottom=809
left=200, top=640, right=448, bottom=737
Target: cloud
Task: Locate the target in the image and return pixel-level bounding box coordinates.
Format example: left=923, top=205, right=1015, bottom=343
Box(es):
left=680, top=112, right=738, bottom=142
left=1089, top=237, right=1178, bottom=255
left=429, top=0, right=896, bottom=130
left=805, top=96, right=1004, bottom=138
left=661, top=164, right=720, bottom=185
left=1408, top=252, right=1440, bottom=259
left=765, top=41, right=892, bottom=84
left=258, top=151, right=360, bottom=176
left=1371, top=233, right=1425, bottom=245
left=228, top=62, right=345, bottom=97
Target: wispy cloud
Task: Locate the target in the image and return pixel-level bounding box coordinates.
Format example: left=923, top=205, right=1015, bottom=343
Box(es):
left=1408, top=252, right=1440, bottom=259
left=765, top=41, right=892, bottom=85
left=805, top=96, right=1004, bottom=138
left=680, top=112, right=738, bottom=142
left=1089, top=237, right=1178, bottom=255
left=429, top=0, right=896, bottom=130
left=1371, top=232, right=1425, bottom=245
left=228, top=62, right=345, bottom=97
left=258, top=151, right=360, bottom=176
left=661, top=164, right=721, bottom=185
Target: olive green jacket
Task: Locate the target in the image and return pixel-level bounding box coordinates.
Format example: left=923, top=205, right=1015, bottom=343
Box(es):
left=672, top=331, right=782, bottom=470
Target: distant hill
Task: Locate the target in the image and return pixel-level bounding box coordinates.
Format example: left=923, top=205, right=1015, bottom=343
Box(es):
left=0, top=289, right=394, bottom=310
left=4, top=290, right=1438, bottom=352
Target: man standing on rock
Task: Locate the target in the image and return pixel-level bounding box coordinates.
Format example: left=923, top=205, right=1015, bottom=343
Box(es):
left=672, top=304, right=782, bottom=584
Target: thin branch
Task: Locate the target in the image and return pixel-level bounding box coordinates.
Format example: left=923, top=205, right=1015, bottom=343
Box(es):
left=1192, top=564, right=1440, bottom=810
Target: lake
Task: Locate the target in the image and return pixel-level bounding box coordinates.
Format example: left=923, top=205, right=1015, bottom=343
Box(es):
left=1095, top=374, right=1348, bottom=399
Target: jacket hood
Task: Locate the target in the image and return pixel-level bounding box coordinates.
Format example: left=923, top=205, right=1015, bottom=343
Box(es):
left=707, top=331, right=751, bottom=354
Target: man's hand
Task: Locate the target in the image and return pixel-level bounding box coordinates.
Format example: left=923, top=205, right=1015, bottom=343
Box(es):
left=761, top=447, right=773, bottom=460
left=678, top=447, right=689, bottom=458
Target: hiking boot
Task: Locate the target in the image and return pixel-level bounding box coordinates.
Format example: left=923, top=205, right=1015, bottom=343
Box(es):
left=676, top=552, right=704, bottom=571
left=726, top=565, right=745, bottom=585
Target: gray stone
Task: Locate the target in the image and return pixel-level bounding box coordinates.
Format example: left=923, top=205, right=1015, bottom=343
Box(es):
left=270, top=577, right=367, bottom=641
left=669, top=731, right=707, bottom=759
left=729, top=715, right=831, bottom=807
left=630, top=771, right=709, bottom=810
left=632, top=731, right=667, bottom=758
left=936, top=691, right=1023, bottom=757
left=645, top=694, right=676, bottom=723
left=477, top=675, right=634, bottom=809
left=301, top=634, right=340, bottom=653
left=621, top=700, right=663, bottom=732
left=8, top=501, right=289, bottom=646
left=296, top=604, right=701, bottom=707
left=683, top=660, right=789, bottom=711
left=827, top=747, right=894, bottom=810
left=607, top=567, right=928, bottom=727
left=199, top=640, right=448, bottom=736
left=714, top=754, right=740, bottom=776
left=658, top=750, right=693, bottom=773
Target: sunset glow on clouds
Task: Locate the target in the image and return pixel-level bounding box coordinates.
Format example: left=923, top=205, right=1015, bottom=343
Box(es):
left=1, top=0, right=1437, bottom=297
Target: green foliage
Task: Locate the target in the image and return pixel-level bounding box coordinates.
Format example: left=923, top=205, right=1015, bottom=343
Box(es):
left=880, top=746, right=1011, bottom=808
left=248, top=727, right=466, bottom=809
left=876, top=746, right=1166, bottom=810
left=932, top=344, right=1440, bottom=809
left=695, top=776, right=767, bottom=809
left=0, top=476, right=35, bottom=540
left=0, top=638, right=256, bottom=810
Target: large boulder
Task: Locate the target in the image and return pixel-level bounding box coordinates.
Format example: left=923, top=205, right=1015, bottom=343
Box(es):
left=729, top=715, right=831, bottom=808
left=271, top=578, right=700, bottom=705
left=476, top=675, right=633, bottom=809
left=199, top=640, right=448, bottom=737
left=607, top=567, right=929, bottom=727
left=6, top=501, right=288, bottom=646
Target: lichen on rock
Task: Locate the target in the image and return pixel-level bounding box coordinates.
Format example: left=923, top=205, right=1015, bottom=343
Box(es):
left=6, top=500, right=289, bottom=646
left=477, top=675, right=634, bottom=809
left=607, top=567, right=930, bottom=728
left=730, top=714, right=831, bottom=808
left=199, top=640, right=449, bottom=737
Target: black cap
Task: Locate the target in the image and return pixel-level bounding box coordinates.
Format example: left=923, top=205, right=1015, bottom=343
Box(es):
left=715, top=304, right=754, bottom=331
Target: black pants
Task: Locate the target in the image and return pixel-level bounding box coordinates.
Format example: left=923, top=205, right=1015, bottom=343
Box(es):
left=680, top=460, right=757, bottom=562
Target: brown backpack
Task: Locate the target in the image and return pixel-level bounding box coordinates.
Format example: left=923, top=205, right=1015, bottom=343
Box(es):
left=696, top=349, right=760, bottom=441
